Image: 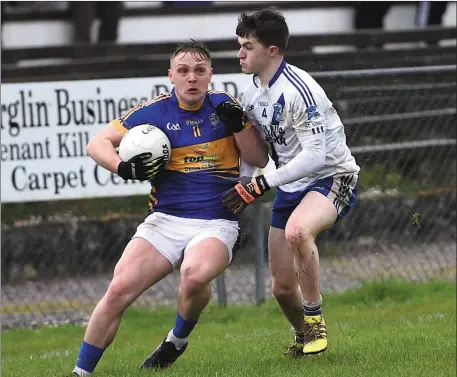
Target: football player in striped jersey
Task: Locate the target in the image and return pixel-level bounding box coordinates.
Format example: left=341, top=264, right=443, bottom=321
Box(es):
left=221, top=7, right=361, bottom=357
left=71, top=40, right=268, bottom=376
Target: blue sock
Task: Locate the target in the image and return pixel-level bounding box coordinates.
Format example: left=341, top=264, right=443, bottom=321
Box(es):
left=172, top=312, right=198, bottom=338
left=304, top=305, right=322, bottom=316
left=295, top=331, right=305, bottom=343
left=76, top=341, right=105, bottom=373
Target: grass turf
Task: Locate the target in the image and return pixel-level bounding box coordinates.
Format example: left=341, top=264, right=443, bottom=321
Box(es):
left=2, top=279, right=456, bottom=377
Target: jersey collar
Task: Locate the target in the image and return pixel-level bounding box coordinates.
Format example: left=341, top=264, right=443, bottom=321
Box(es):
left=253, top=60, right=286, bottom=89
left=171, top=88, right=206, bottom=111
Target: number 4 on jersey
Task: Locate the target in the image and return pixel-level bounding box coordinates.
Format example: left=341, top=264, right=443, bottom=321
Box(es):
left=262, top=108, right=267, bottom=118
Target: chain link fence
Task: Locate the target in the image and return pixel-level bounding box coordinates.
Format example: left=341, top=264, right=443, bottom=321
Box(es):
left=1, top=65, right=456, bottom=330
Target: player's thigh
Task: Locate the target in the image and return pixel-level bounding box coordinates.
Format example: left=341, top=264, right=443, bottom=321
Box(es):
left=268, top=226, right=298, bottom=289
left=111, top=238, right=173, bottom=298
left=181, top=220, right=239, bottom=285
left=286, top=191, right=338, bottom=240
left=110, top=211, right=195, bottom=297
left=132, top=212, right=195, bottom=270
left=286, top=173, right=359, bottom=238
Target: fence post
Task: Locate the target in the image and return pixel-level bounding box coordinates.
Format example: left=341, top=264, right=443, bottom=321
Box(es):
left=216, top=273, right=227, bottom=307
left=254, top=201, right=266, bottom=305
left=416, top=1, right=431, bottom=28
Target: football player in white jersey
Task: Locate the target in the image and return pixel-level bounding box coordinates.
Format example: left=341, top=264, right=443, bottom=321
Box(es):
left=221, top=7, right=360, bottom=357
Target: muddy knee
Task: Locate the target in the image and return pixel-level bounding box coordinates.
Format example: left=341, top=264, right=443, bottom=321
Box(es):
left=284, top=224, right=315, bottom=251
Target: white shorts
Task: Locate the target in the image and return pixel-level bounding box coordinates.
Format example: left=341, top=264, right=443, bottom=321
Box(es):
left=132, top=212, right=240, bottom=269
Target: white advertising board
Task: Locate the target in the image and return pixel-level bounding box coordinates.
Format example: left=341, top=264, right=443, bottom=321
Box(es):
left=0, top=73, right=249, bottom=203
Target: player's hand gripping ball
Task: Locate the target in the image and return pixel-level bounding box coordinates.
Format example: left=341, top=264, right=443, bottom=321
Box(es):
left=118, top=124, right=171, bottom=181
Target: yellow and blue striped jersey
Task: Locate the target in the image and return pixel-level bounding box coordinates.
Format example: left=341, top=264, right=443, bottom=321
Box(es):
left=112, top=88, right=246, bottom=221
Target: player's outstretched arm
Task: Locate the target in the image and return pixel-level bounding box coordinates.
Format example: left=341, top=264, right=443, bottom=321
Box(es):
left=262, top=100, right=327, bottom=188
left=263, top=133, right=326, bottom=187
left=220, top=98, right=327, bottom=215
left=215, top=101, right=269, bottom=168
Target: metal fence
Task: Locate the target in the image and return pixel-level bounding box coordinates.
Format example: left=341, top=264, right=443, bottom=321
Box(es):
left=1, top=65, right=456, bottom=330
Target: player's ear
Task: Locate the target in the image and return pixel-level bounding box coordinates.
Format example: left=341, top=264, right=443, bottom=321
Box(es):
left=168, top=69, right=174, bottom=84
left=269, top=46, right=279, bottom=58
left=209, top=67, right=213, bottom=82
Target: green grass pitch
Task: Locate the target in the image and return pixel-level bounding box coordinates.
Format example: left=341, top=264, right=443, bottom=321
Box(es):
left=2, top=279, right=456, bottom=377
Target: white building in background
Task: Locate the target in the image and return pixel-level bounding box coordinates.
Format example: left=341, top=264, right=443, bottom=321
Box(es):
left=1, top=1, right=456, bottom=48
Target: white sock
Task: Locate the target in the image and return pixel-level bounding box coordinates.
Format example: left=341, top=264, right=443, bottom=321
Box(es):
left=303, top=294, right=323, bottom=308
left=72, top=366, right=92, bottom=376
left=165, top=329, right=188, bottom=350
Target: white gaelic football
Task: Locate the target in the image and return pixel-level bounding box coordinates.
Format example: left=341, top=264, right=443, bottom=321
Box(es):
left=118, top=124, right=171, bottom=163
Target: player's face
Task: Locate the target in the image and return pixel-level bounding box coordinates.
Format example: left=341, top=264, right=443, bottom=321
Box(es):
left=169, top=52, right=213, bottom=107
left=237, top=35, right=271, bottom=75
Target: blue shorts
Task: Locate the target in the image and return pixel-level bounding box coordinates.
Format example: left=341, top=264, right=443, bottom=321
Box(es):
left=271, top=174, right=359, bottom=230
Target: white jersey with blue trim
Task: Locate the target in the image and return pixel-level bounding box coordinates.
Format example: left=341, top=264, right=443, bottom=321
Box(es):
left=242, top=60, right=360, bottom=193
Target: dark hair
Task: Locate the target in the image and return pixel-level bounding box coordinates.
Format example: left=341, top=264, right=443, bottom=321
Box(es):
left=171, top=39, right=211, bottom=62
left=236, top=7, right=289, bottom=54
